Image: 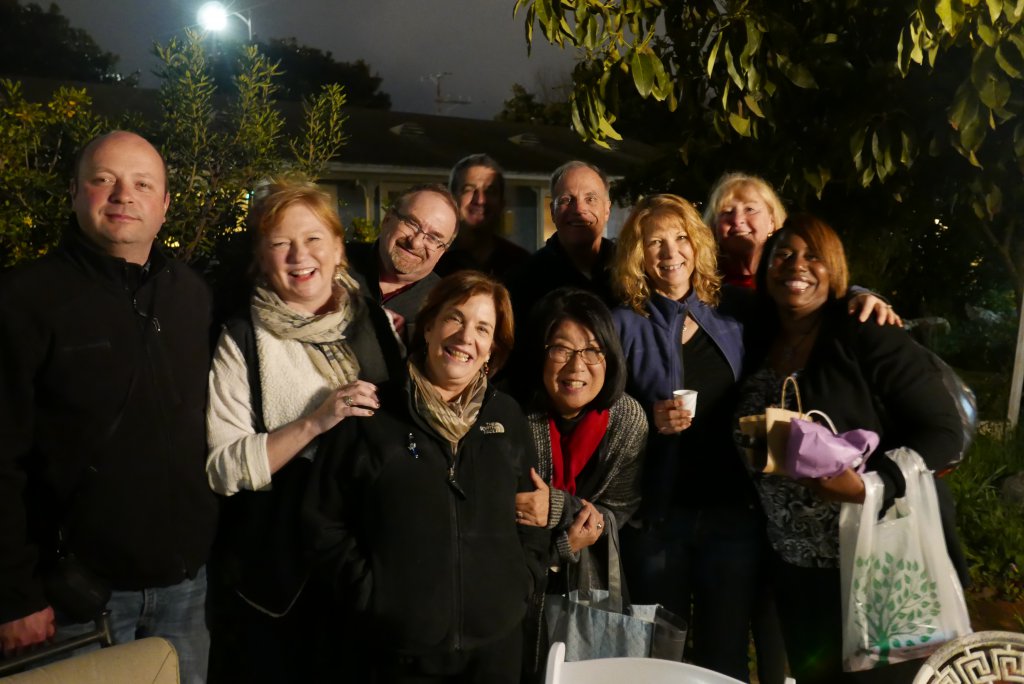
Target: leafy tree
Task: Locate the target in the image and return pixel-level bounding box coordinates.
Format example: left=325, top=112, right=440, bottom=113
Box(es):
left=209, top=37, right=390, bottom=107
left=0, top=0, right=134, bottom=84
left=0, top=79, right=104, bottom=266
left=496, top=83, right=572, bottom=126
left=153, top=30, right=348, bottom=265
left=515, top=0, right=1024, bottom=304
left=0, top=30, right=348, bottom=272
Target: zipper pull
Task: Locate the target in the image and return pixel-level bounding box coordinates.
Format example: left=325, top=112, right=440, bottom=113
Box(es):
left=447, top=466, right=467, bottom=500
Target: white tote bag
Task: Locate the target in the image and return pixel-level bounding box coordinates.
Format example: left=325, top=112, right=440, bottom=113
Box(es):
left=839, top=447, right=972, bottom=671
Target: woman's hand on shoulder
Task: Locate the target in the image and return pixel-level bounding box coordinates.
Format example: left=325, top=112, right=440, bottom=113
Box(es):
left=567, top=500, right=604, bottom=552
left=515, top=468, right=550, bottom=527
left=799, top=467, right=866, bottom=504
left=848, top=293, right=903, bottom=327
left=308, top=380, right=379, bottom=436
left=652, top=397, right=692, bottom=435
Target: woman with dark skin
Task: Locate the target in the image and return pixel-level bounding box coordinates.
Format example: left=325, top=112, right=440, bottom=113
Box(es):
left=736, top=214, right=964, bottom=684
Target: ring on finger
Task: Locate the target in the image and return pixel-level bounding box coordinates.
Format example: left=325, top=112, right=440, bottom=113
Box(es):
left=343, top=395, right=354, bottom=407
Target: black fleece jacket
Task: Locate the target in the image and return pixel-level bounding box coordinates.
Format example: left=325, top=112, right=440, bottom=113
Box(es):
left=0, top=223, right=218, bottom=623
left=304, top=374, right=548, bottom=656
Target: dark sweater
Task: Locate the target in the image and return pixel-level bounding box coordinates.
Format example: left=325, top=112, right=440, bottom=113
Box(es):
left=0, top=223, right=218, bottom=622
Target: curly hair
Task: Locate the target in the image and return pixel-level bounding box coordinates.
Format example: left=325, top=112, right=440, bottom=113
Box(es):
left=613, top=194, right=721, bottom=314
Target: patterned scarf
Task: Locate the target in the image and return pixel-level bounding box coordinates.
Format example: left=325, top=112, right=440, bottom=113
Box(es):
left=408, top=358, right=488, bottom=451
left=250, top=269, right=362, bottom=388
left=549, top=409, right=609, bottom=495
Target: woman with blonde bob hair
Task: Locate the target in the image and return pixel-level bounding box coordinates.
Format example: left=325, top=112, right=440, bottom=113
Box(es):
left=610, top=194, right=761, bottom=680
left=703, top=172, right=787, bottom=290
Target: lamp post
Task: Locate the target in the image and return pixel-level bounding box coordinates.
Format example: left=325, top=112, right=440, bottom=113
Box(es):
left=197, top=1, right=252, bottom=41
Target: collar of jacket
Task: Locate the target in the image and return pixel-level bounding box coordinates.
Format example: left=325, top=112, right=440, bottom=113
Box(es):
left=60, top=215, right=169, bottom=292
left=646, top=289, right=744, bottom=381
left=543, top=232, right=615, bottom=272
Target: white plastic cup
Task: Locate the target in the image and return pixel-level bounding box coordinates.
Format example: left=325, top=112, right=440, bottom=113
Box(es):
left=673, top=389, right=698, bottom=415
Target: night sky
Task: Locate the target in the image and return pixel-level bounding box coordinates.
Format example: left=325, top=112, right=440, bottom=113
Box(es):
left=51, top=0, right=579, bottom=119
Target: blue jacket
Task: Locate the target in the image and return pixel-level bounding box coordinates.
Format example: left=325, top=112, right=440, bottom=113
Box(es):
left=612, top=289, right=747, bottom=519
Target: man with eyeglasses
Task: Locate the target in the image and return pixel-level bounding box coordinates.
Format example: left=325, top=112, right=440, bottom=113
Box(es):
left=506, top=160, right=618, bottom=322
left=346, top=183, right=459, bottom=343
left=436, top=154, right=530, bottom=279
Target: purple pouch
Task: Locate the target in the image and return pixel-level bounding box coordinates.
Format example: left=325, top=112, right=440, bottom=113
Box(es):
left=785, top=417, right=879, bottom=479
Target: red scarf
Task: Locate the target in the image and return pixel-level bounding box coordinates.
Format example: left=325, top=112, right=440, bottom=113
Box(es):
left=549, top=409, right=609, bottom=495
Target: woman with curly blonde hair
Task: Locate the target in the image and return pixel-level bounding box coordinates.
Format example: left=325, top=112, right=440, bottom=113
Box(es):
left=610, top=193, right=761, bottom=681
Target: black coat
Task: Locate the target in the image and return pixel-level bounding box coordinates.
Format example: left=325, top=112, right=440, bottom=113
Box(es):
left=304, top=375, right=548, bottom=656
left=0, top=223, right=217, bottom=622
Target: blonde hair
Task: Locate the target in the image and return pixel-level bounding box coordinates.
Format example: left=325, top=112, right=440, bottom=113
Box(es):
left=702, top=172, right=787, bottom=234
left=613, top=194, right=721, bottom=314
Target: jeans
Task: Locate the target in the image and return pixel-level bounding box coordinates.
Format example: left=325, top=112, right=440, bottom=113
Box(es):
left=56, top=566, right=210, bottom=684
left=620, top=505, right=764, bottom=682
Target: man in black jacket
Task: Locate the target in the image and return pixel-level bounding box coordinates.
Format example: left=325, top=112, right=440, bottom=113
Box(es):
left=0, top=131, right=217, bottom=683
left=506, top=160, right=618, bottom=321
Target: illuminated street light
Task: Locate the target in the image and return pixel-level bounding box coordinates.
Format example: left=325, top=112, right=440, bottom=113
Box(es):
left=197, top=1, right=252, bottom=41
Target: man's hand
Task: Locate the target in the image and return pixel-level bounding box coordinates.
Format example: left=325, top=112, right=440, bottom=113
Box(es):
left=0, top=607, right=55, bottom=655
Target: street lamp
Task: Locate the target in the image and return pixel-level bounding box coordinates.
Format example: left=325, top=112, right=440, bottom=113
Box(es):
left=197, top=1, right=252, bottom=41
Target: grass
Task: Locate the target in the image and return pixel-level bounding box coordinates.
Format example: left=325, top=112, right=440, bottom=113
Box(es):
left=946, top=425, right=1024, bottom=602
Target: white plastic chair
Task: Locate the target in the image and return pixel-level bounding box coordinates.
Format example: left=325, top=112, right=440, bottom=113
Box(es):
left=911, top=630, right=1024, bottom=683
left=544, top=641, right=750, bottom=684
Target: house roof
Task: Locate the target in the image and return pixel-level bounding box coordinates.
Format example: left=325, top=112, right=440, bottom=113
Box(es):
left=9, top=75, right=661, bottom=182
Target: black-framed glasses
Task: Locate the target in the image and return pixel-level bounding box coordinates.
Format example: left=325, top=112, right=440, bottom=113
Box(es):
left=393, top=210, right=450, bottom=253
left=545, top=344, right=605, bottom=365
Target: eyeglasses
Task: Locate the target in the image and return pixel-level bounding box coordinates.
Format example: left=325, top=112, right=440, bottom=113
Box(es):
left=545, top=344, right=605, bottom=365
left=392, top=210, right=450, bottom=253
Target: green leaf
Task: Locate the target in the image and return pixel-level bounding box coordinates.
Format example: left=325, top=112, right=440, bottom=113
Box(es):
left=898, top=26, right=912, bottom=76
left=961, top=117, right=987, bottom=151
left=977, top=70, right=1011, bottom=110
left=936, top=0, right=966, bottom=34
left=744, top=94, right=765, bottom=118
left=724, top=42, right=745, bottom=89
left=996, top=42, right=1024, bottom=78
left=948, top=82, right=980, bottom=130
left=851, top=126, right=869, bottom=169
left=707, top=31, right=724, bottom=78
left=978, top=23, right=999, bottom=47
left=777, top=53, right=818, bottom=88
left=631, top=50, right=656, bottom=98
left=986, top=185, right=1003, bottom=216
left=729, top=112, right=752, bottom=136
left=1013, top=120, right=1024, bottom=157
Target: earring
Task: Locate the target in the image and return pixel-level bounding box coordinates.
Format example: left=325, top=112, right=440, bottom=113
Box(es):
left=483, top=360, right=490, bottom=377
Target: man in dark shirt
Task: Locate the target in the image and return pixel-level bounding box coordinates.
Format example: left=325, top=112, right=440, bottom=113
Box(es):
left=346, top=183, right=459, bottom=343
left=506, top=160, right=618, bottom=321
left=436, top=154, right=530, bottom=279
